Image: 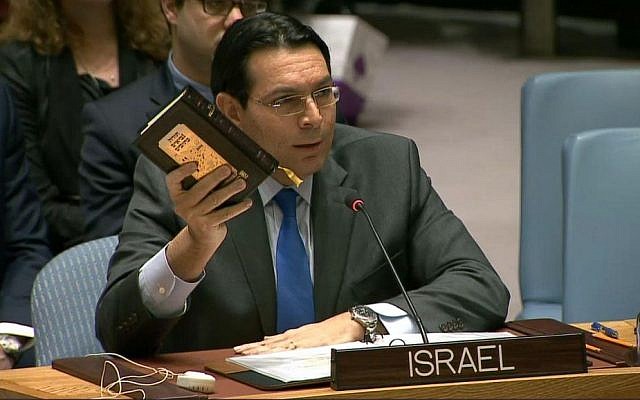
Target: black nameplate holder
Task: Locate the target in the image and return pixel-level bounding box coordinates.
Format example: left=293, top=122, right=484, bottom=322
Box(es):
left=331, top=333, right=587, bottom=390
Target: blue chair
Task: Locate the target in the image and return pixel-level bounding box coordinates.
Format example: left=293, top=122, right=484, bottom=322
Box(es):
left=562, top=128, right=640, bottom=322
left=31, top=236, right=118, bottom=366
left=519, top=69, right=640, bottom=321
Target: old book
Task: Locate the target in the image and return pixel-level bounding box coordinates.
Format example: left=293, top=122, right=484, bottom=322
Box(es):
left=136, top=86, right=289, bottom=203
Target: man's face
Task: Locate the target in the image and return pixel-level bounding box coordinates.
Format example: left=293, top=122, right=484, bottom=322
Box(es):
left=234, top=45, right=336, bottom=180
left=169, top=0, right=243, bottom=71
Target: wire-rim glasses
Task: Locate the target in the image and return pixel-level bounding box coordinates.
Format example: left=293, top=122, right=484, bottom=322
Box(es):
left=202, top=0, right=267, bottom=17
left=253, top=86, right=341, bottom=117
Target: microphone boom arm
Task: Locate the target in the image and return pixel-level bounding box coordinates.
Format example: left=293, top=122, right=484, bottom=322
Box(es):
left=356, top=202, right=429, bottom=344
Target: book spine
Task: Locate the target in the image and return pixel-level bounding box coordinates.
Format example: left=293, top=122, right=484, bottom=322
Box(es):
left=184, top=88, right=278, bottom=174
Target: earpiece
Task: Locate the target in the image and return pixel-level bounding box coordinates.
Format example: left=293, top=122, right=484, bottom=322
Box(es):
left=176, top=371, right=216, bottom=393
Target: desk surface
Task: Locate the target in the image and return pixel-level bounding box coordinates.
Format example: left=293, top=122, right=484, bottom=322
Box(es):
left=0, top=320, right=636, bottom=399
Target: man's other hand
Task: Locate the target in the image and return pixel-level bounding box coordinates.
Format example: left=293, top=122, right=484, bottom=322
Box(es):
left=233, top=312, right=364, bottom=355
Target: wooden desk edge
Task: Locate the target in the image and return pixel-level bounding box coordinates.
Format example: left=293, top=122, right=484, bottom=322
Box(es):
left=233, top=367, right=640, bottom=399
left=0, top=378, right=66, bottom=399
left=0, top=320, right=637, bottom=399
left=3, top=367, right=640, bottom=400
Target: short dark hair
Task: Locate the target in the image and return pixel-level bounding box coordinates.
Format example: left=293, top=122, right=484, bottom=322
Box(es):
left=210, top=12, right=331, bottom=107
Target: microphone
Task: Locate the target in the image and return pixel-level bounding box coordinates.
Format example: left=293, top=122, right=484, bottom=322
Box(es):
left=345, top=193, right=429, bottom=344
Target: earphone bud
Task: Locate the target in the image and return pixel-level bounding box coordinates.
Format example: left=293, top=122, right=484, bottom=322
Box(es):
left=176, top=371, right=216, bottom=393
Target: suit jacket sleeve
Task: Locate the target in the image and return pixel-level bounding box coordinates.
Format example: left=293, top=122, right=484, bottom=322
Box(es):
left=383, top=138, right=509, bottom=332
left=95, top=156, right=184, bottom=355
left=0, top=82, right=51, bottom=325
left=326, top=127, right=508, bottom=332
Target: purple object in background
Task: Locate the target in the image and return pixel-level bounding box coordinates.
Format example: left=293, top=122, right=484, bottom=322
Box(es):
left=335, top=80, right=365, bottom=126
left=335, top=55, right=367, bottom=125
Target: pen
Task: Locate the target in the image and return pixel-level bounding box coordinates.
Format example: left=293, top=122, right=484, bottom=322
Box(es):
left=592, top=331, right=635, bottom=348
left=591, top=321, right=619, bottom=339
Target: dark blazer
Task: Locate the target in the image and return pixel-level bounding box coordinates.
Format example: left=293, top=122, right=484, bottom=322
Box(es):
left=79, top=65, right=177, bottom=241
left=96, top=123, right=510, bottom=356
left=0, top=41, right=158, bottom=252
left=0, top=80, right=51, bottom=327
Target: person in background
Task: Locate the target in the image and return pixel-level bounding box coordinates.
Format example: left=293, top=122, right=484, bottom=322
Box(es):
left=277, top=0, right=350, bottom=14
left=79, top=0, right=266, bottom=241
left=0, top=0, right=170, bottom=253
left=79, top=0, right=267, bottom=240
left=96, top=12, right=509, bottom=357
left=0, top=80, right=51, bottom=369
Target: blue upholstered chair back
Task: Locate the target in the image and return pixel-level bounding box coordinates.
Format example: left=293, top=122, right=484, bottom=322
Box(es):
left=562, top=128, right=640, bottom=322
left=519, top=69, right=640, bottom=321
left=31, top=235, right=118, bottom=366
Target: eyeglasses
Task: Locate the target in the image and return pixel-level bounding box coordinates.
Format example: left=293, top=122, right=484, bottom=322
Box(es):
left=253, top=86, right=341, bottom=117
left=202, top=0, right=267, bottom=17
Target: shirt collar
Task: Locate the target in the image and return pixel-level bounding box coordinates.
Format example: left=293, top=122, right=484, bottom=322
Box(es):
left=259, top=175, right=313, bottom=206
left=167, top=51, right=213, bottom=102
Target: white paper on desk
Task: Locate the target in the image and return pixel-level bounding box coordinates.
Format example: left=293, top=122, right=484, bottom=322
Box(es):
left=227, top=332, right=515, bottom=383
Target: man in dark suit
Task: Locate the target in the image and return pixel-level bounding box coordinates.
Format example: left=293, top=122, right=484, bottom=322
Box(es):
left=96, top=13, right=509, bottom=356
left=79, top=0, right=266, bottom=240
left=0, top=80, right=51, bottom=368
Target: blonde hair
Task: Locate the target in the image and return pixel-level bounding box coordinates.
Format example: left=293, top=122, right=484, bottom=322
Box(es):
left=0, top=0, right=170, bottom=61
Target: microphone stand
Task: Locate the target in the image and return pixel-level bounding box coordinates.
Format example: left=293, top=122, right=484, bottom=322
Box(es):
left=353, top=200, right=429, bottom=344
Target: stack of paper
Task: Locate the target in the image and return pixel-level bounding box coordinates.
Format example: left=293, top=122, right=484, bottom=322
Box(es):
left=227, top=332, right=515, bottom=382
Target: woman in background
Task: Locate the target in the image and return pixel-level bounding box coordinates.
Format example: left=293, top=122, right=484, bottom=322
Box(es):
left=0, top=0, right=170, bottom=253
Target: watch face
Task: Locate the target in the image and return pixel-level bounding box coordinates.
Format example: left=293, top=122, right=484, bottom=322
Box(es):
left=352, top=306, right=377, bottom=325
left=0, top=334, right=21, bottom=354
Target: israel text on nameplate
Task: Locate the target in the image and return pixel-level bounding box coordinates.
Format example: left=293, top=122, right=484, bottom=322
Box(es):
left=227, top=332, right=515, bottom=383
left=331, top=333, right=587, bottom=390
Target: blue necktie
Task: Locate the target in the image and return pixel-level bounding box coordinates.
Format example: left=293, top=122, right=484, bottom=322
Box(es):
left=273, top=189, right=315, bottom=333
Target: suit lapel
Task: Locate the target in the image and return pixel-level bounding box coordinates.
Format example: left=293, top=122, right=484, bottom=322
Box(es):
left=146, top=65, right=178, bottom=120
left=312, top=156, right=359, bottom=319
left=226, top=191, right=277, bottom=334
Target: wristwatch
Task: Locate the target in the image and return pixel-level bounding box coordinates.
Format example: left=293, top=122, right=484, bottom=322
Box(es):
left=349, top=305, right=379, bottom=343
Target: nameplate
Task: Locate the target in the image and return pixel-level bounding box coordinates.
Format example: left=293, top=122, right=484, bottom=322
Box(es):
left=331, top=333, right=587, bottom=390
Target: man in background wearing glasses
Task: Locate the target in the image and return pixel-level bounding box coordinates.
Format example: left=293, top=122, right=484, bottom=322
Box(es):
left=79, top=0, right=266, bottom=242
left=97, top=13, right=509, bottom=357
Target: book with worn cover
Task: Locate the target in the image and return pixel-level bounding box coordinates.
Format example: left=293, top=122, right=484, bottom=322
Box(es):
left=135, top=86, right=280, bottom=203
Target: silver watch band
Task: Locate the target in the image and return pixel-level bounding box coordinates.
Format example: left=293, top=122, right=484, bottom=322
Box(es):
left=350, top=305, right=379, bottom=343
left=0, top=334, right=23, bottom=358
